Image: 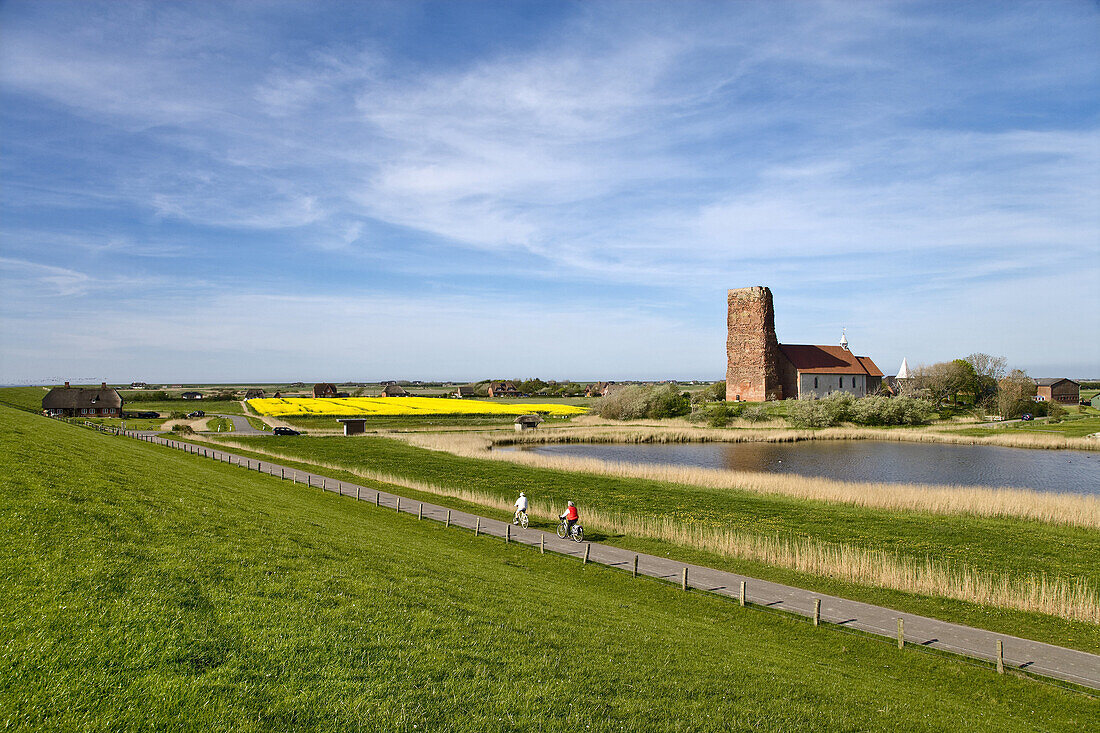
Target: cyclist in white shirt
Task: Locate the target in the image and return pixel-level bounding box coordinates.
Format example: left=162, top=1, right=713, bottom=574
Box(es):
left=513, top=492, right=528, bottom=525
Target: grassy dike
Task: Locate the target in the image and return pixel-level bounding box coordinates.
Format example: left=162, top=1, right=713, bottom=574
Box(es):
left=1, top=411, right=1097, bottom=729
left=199, top=434, right=1100, bottom=652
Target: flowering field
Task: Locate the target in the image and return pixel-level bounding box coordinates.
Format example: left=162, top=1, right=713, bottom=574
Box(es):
left=248, top=397, right=588, bottom=418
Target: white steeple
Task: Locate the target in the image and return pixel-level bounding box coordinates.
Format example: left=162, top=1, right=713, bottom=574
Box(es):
left=839, top=328, right=849, bottom=351
left=897, top=358, right=911, bottom=380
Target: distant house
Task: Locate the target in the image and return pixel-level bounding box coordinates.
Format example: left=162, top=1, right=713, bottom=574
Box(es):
left=380, top=384, right=408, bottom=397
left=130, top=381, right=147, bottom=388
left=513, top=414, right=544, bottom=432
left=452, top=385, right=476, bottom=398
left=273, top=391, right=282, bottom=399
left=244, top=389, right=265, bottom=399
left=585, top=382, right=614, bottom=398
left=1091, top=394, right=1100, bottom=409
left=181, top=391, right=203, bottom=400
left=313, top=383, right=338, bottom=398
left=488, top=381, right=519, bottom=397
left=42, top=382, right=123, bottom=418
left=1034, top=378, right=1079, bottom=404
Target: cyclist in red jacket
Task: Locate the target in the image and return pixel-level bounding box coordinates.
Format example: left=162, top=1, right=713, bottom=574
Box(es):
left=560, top=500, right=579, bottom=538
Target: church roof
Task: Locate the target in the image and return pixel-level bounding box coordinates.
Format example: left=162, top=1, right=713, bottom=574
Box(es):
left=779, top=344, right=883, bottom=377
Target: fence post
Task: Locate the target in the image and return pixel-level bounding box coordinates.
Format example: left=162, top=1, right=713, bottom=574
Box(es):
left=396, top=497, right=400, bottom=513
left=739, top=580, right=746, bottom=607
left=682, top=567, right=688, bottom=591
left=540, top=534, right=545, bottom=554
left=281, top=468, right=284, bottom=479
left=356, top=486, right=361, bottom=501
left=446, top=510, right=451, bottom=528
left=897, top=618, right=905, bottom=649
left=996, top=640, right=1004, bottom=674
left=583, top=544, right=590, bottom=564
left=323, top=478, right=327, bottom=491
left=475, top=518, right=480, bottom=536
left=418, top=503, right=423, bottom=520
left=633, top=555, right=638, bottom=578
left=813, top=599, right=821, bottom=626
left=505, top=524, right=509, bottom=542
left=376, top=491, right=380, bottom=506
left=258, top=463, right=261, bottom=472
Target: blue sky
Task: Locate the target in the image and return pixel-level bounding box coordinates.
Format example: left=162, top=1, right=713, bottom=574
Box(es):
left=1, top=0, right=1097, bottom=384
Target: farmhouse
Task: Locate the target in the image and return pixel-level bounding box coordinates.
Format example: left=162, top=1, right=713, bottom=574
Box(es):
left=1034, top=378, right=1079, bottom=404
left=42, top=382, right=124, bottom=417
left=380, top=384, right=409, bottom=397
left=726, top=286, right=883, bottom=401
left=488, top=381, right=519, bottom=397
left=180, top=391, right=203, bottom=400
left=452, top=385, right=476, bottom=398
left=313, top=383, right=338, bottom=398
left=244, top=389, right=265, bottom=399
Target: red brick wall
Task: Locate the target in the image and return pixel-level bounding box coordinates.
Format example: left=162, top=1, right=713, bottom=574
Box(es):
left=726, top=287, right=787, bottom=401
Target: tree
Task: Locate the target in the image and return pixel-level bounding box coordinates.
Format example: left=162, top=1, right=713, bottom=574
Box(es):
left=964, top=353, right=1006, bottom=408
left=996, top=369, right=1037, bottom=419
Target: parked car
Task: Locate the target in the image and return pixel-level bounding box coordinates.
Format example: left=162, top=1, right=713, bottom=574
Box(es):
left=186, top=410, right=205, bottom=418
left=1021, top=413, right=1033, bottom=421
left=273, top=426, right=300, bottom=436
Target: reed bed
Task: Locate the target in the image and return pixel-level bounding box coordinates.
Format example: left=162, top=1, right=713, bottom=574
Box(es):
left=202, top=437, right=1100, bottom=623
left=403, top=433, right=1100, bottom=529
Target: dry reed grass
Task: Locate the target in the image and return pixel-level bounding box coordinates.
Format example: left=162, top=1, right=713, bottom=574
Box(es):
left=204, top=437, right=1100, bottom=623
left=403, top=433, right=1100, bottom=529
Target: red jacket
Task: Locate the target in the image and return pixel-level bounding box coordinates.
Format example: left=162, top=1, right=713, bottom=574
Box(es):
left=565, top=506, right=578, bottom=521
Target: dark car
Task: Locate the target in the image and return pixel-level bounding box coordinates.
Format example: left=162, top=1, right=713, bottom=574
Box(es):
left=186, top=410, right=205, bottom=418
left=273, top=426, right=300, bottom=436
left=1021, top=413, right=1033, bottom=421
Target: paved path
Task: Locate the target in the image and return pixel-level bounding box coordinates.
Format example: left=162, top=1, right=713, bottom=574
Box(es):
left=128, top=431, right=1100, bottom=690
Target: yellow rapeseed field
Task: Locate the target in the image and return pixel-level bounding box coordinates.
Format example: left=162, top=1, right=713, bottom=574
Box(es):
left=249, top=396, right=588, bottom=418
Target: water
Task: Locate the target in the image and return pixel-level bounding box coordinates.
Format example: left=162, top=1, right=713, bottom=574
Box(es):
left=508, top=441, right=1100, bottom=495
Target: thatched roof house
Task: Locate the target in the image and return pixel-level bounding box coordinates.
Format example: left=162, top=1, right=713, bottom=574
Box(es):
left=380, top=384, right=409, bottom=397
left=42, top=382, right=123, bottom=417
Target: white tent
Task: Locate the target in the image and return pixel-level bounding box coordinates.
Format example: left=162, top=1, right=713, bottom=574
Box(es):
left=896, top=358, right=911, bottom=380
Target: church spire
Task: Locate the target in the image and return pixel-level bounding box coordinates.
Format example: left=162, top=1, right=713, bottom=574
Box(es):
left=840, top=328, right=849, bottom=351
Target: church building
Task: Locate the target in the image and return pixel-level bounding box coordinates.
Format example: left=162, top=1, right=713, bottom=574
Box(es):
left=726, top=286, right=883, bottom=402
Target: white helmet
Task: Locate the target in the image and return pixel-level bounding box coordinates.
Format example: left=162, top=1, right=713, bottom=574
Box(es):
left=567, top=500, right=575, bottom=507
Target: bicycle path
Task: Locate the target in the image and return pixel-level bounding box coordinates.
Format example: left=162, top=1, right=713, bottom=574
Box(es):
left=129, top=431, right=1100, bottom=690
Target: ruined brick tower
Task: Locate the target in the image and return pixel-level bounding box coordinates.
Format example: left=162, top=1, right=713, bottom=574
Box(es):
left=726, top=286, right=785, bottom=401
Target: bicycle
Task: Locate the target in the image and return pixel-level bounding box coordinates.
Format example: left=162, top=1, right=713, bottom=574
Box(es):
left=557, top=518, right=584, bottom=543
left=513, top=511, right=529, bottom=529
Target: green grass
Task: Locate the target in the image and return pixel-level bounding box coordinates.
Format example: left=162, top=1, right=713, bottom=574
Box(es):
left=205, top=417, right=234, bottom=433
left=948, top=414, right=1100, bottom=439
left=124, top=399, right=246, bottom=416
left=0, top=386, right=48, bottom=412
left=243, top=415, right=270, bottom=431
left=204, top=434, right=1100, bottom=652
left=1, top=405, right=1096, bottom=730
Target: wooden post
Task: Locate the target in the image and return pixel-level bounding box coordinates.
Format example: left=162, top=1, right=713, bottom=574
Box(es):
left=446, top=510, right=451, bottom=528
left=739, top=581, right=746, bottom=607
left=897, top=618, right=904, bottom=649
left=281, top=468, right=284, bottom=479
left=356, top=486, right=361, bottom=501
left=323, top=478, right=327, bottom=491
left=813, top=599, right=821, bottom=626
left=632, top=555, right=638, bottom=577
left=583, top=544, right=590, bottom=564
left=418, top=503, right=423, bottom=520
left=996, top=640, right=1004, bottom=674
left=396, top=497, right=400, bottom=513
left=475, top=518, right=480, bottom=536
left=682, top=567, right=688, bottom=591
left=258, top=463, right=261, bottom=472
left=505, top=524, right=509, bottom=542
left=540, top=534, right=544, bottom=554
left=376, top=491, right=380, bottom=506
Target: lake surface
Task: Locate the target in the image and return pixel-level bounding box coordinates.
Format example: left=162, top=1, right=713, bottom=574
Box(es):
left=508, top=441, right=1100, bottom=495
